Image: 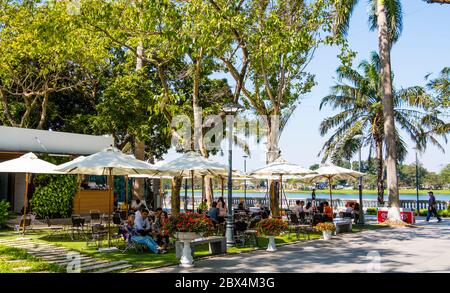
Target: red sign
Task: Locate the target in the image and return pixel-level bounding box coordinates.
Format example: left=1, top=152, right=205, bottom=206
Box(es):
left=377, top=210, right=415, bottom=224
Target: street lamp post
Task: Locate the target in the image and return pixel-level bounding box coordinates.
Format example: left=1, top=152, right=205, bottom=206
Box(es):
left=354, top=135, right=365, bottom=225
left=222, top=103, right=242, bottom=247
left=243, top=155, right=248, bottom=206
left=415, top=148, right=420, bottom=213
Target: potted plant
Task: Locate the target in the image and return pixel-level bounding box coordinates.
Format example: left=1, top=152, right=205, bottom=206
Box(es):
left=165, top=213, right=213, bottom=267
left=256, top=218, right=288, bottom=252
left=315, top=222, right=336, bottom=240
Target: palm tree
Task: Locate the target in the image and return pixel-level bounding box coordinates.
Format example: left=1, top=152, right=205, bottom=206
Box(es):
left=319, top=52, right=447, bottom=206
left=334, top=0, right=403, bottom=219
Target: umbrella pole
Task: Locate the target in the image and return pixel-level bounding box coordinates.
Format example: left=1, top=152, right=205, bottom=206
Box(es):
left=279, top=175, right=283, bottom=214
left=77, top=174, right=82, bottom=215
left=184, top=178, right=188, bottom=212
left=221, top=177, right=224, bottom=198
left=191, top=170, right=194, bottom=212
left=125, top=175, right=129, bottom=218
left=329, top=177, right=333, bottom=219
left=22, top=173, right=29, bottom=235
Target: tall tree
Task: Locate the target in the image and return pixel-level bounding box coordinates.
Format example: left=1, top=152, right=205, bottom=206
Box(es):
left=209, top=0, right=346, bottom=216
left=0, top=0, right=109, bottom=129
left=319, top=52, right=447, bottom=205
left=334, top=0, right=404, bottom=220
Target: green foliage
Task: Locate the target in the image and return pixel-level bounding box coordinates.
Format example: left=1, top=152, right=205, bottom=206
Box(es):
left=0, top=200, right=13, bottom=228
left=366, top=208, right=378, bottom=215
left=30, top=175, right=78, bottom=219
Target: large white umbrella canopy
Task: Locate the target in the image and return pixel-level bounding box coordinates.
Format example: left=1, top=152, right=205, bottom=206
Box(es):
left=55, top=147, right=157, bottom=248
left=149, top=152, right=230, bottom=211
left=151, top=151, right=229, bottom=177
left=249, top=157, right=316, bottom=177
left=0, top=152, right=62, bottom=234
left=0, top=152, right=62, bottom=174
left=55, top=147, right=156, bottom=175
left=248, top=157, right=316, bottom=213
left=300, top=164, right=365, bottom=208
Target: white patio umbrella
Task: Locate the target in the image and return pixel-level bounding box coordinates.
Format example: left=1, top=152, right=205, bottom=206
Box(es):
left=150, top=152, right=229, bottom=210
left=55, top=147, right=157, bottom=248
left=300, top=164, right=365, bottom=208
left=249, top=157, right=316, bottom=212
left=0, top=152, right=63, bottom=234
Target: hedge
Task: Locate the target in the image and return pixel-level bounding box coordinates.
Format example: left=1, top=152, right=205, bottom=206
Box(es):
left=30, top=175, right=77, bottom=219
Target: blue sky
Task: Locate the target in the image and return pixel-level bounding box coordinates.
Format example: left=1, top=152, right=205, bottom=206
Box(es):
left=164, top=1, right=450, bottom=174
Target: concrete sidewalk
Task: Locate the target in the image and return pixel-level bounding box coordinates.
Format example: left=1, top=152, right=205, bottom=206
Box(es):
left=139, top=219, right=450, bottom=273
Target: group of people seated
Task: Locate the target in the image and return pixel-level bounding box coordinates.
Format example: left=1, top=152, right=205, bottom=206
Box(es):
left=342, top=202, right=361, bottom=224
left=120, top=206, right=169, bottom=254
left=291, top=200, right=334, bottom=223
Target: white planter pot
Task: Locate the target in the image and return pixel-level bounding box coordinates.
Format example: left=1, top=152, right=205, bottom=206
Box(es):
left=176, top=232, right=202, bottom=267
left=266, top=236, right=277, bottom=252
left=322, top=230, right=332, bottom=240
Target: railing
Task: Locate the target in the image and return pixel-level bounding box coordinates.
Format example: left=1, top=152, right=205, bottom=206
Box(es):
left=167, top=196, right=449, bottom=211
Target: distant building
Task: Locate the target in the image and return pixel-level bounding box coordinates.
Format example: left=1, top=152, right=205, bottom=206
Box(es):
left=0, top=126, right=113, bottom=213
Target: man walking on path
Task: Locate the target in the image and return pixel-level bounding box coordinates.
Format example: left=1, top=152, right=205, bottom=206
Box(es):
left=426, top=191, right=442, bottom=223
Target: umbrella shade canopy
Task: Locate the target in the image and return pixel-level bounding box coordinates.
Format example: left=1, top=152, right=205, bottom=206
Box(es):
left=151, top=152, right=229, bottom=177
left=55, top=147, right=156, bottom=175
left=300, top=164, right=365, bottom=182
left=249, top=157, right=316, bottom=177
left=0, top=152, right=62, bottom=174
left=55, top=156, right=85, bottom=171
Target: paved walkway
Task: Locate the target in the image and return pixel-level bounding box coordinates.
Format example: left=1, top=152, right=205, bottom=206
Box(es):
left=0, top=238, right=131, bottom=273
left=140, top=220, right=450, bottom=273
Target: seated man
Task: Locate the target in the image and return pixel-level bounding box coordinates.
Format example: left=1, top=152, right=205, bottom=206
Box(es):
left=123, top=215, right=166, bottom=254
left=207, top=201, right=219, bottom=223
left=134, top=207, right=152, bottom=236
left=291, top=200, right=304, bottom=218
left=323, top=201, right=333, bottom=221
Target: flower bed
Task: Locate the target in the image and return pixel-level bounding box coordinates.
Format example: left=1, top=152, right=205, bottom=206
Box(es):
left=256, top=218, right=288, bottom=236
left=164, top=213, right=214, bottom=236
left=315, top=222, right=336, bottom=232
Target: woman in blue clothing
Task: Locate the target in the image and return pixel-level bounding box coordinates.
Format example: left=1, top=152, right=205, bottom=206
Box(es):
left=123, top=215, right=166, bottom=254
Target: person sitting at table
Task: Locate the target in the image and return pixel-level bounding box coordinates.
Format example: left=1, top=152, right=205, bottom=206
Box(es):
left=324, top=201, right=333, bottom=221
left=217, top=197, right=227, bottom=223
left=131, top=198, right=144, bottom=212
left=154, top=211, right=170, bottom=250
left=304, top=202, right=312, bottom=213
left=317, top=202, right=325, bottom=214
left=291, top=200, right=304, bottom=218
left=134, top=207, right=153, bottom=236
left=344, top=202, right=353, bottom=218
left=311, top=200, right=318, bottom=213
left=352, top=202, right=360, bottom=224
left=123, top=214, right=166, bottom=254
left=208, top=201, right=219, bottom=223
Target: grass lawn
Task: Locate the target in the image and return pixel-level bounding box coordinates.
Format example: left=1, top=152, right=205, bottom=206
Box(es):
left=0, top=224, right=384, bottom=272
left=0, top=244, right=64, bottom=273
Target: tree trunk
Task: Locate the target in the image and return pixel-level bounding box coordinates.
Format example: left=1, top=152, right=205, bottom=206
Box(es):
left=266, top=117, right=280, bottom=216
left=132, top=40, right=146, bottom=203
left=377, top=1, right=400, bottom=221
left=204, top=177, right=214, bottom=208
left=37, top=89, right=49, bottom=130
left=171, top=176, right=182, bottom=216
left=375, top=139, right=385, bottom=205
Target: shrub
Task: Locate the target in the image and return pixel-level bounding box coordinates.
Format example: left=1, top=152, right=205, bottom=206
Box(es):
left=256, top=218, right=288, bottom=236
left=165, top=213, right=214, bottom=236
left=365, top=208, right=377, bottom=215
left=0, top=200, right=13, bottom=228
left=30, top=175, right=77, bottom=219
left=315, top=222, right=336, bottom=232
